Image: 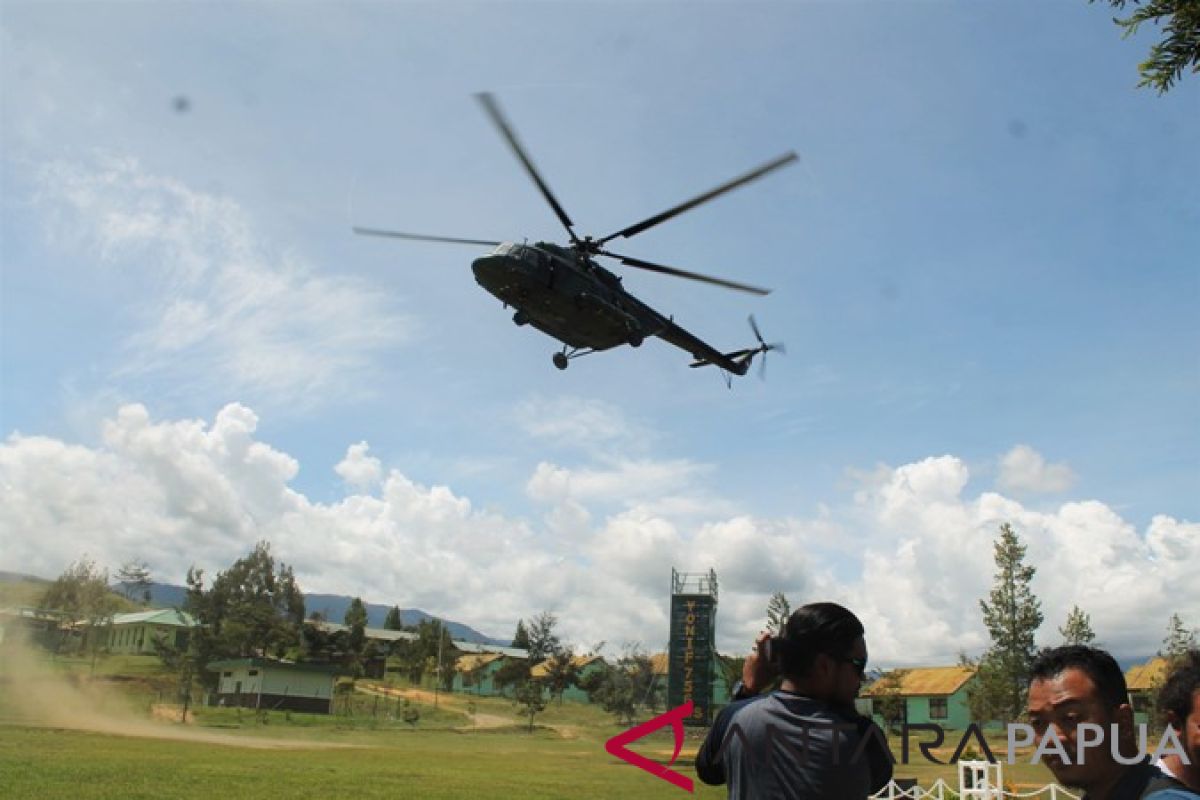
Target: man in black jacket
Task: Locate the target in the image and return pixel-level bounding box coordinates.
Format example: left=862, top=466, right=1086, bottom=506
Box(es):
left=695, top=602, right=894, bottom=799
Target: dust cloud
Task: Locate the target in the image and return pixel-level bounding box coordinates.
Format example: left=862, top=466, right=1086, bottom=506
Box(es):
left=0, top=636, right=357, bottom=750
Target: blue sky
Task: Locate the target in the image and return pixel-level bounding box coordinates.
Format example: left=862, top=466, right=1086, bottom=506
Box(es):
left=1, top=2, right=1196, bottom=665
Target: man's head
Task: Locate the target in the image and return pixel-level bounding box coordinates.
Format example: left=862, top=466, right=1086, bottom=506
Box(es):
left=778, top=602, right=867, bottom=706
left=1027, top=646, right=1133, bottom=792
left=1159, top=650, right=1200, bottom=790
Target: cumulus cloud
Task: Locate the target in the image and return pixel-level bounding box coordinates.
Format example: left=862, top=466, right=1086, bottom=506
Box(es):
left=335, top=442, right=382, bottom=491
left=1, top=404, right=1195, bottom=666
left=31, top=155, right=411, bottom=407
left=997, top=444, right=1077, bottom=494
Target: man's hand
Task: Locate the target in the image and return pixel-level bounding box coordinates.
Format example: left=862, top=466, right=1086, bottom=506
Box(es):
left=742, top=630, right=780, bottom=694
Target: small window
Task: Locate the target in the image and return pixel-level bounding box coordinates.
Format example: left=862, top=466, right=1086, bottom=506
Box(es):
left=223, top=672, right=232, bottom=678
left=929, top=697, right=948, bottom=720
left=248, top=670, right=259, bottom=676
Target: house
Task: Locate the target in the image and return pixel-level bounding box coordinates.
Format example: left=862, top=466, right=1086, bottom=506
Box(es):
left=451, top=641, right=528, bottom=659
left=0, top=606, right=68, bottom=649
left=207, top=657, right=341, bottom=714
left=103, top=609, right=196, bottom=655
left=309, top=620, right=418, bottom=646
left=385, top=638, right=527, bottom=686
left=861, top=665, right=976, bottom=730
left=530, top=654, right=607, bottom=702
left=1125, top=656, right=1169, bottom=726
left=308, top=621, right=418, bottom=677
left=452, top=652, right=509, bottom=696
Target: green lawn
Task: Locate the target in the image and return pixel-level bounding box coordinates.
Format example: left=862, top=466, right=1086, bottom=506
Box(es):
left=0, top=712, right=1060, bottom=800
left=0, top=651, right=1061, bottom=799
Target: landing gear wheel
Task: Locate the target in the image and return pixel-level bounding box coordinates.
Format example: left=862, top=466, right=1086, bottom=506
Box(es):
left=552, top=352, right=569, bottom=370
left=628, top=334, right=644, bottom=348
left=513, top=311, right=529, bottom=326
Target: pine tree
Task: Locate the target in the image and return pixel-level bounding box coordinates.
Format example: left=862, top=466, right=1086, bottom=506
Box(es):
left=512, top=619, right=531, bottom=650
left=383, top=605, right=403, bottom=631
left=971, top=523, right=1044, bottom=722
left=114, top=560, right=153, bottom=604
left=766, top=592, right=791, bottom=635
left=1058, top=605, right=1096, bottom=646
left=344, top=597, right=368, bottom=666
left=1160, top=613, right=1198, bottom=665
left=1091, top=0, right=1200, bottom=94
left=525, top=612, right=561, bottom=661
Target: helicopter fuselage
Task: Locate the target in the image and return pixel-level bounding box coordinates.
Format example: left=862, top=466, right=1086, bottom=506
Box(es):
left=471, top=242, right=658, bottom=352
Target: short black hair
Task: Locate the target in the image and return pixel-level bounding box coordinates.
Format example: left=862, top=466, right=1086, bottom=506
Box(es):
left=779, top=602, right=864, bottom=678
left=1158, top=650, right=1200, bottom=728
left=1029, top=645, right=1128, bottom=709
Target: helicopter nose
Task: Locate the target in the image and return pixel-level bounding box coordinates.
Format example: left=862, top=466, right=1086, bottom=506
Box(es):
left=471, top=255, right=504, bottom=282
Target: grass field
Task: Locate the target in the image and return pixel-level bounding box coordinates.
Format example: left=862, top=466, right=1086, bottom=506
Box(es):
left=0, top=648, right=1061, bottom=799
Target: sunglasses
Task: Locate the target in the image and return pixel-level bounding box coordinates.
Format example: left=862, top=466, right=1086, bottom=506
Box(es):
left=840, top=656, right=868, bottom=677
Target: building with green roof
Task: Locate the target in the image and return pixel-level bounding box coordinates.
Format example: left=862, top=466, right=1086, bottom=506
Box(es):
left=104, top=609, right=196, bottom=655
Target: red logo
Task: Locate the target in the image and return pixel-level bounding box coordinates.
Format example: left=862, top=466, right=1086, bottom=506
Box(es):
left=604, top=701, right=695, bottom=793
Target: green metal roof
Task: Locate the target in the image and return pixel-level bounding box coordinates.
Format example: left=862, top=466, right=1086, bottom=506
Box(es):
left=110, top=609, right=196, bottom=627
left=205, top=657, right=343, bottom=675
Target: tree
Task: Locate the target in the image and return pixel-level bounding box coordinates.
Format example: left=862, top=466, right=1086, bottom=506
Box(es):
left=414, top=619, right=453, bottom=691
left=114, top=560, right=153, bottom=604
left=383, top=605, right=403, bottom=631
left=511, top=619, right=532, bottom=650
left=1091, top=0, right=1199, bottom=93
left=541, top=648, right=580, bottom=705
left=872, top=669, right=910, bottom=733
left=1160, top=613, right=1198, bottom=664
left=344, top=597, right=368, bottom=671
left=182, top=541, right=306, bottom=687
left=493, top=657, right=532, bottom=696
left=970, top=523, right=1044, bottom=723
left=585, top=647, right=661, bottom=726
left=152, top=632, right=202, bottom=723
left=512, top=680, right=548, bottom=733
left=525, top=612, right=561, bottom=662
left=40, top=558, right=123, bottom=659
left=766, top=592, right=791, bottom=635
left=1058, top=605, right=1097, bottom=646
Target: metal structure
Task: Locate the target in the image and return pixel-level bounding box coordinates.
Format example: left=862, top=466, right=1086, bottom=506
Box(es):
left=667, top=568, right=718, bottom=726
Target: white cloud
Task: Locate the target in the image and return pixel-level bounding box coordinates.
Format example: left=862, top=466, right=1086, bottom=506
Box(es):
left=525, top=457, right=721, bottom=512
left=335, top=442, right=382, bottom=492
left=1, top=404, right=1195, bottom=665
left=514, top=394, right=653, bottom=455
left=32, top=155, right=411, bottom=408
left=997, top=444, right=1077, bottom=494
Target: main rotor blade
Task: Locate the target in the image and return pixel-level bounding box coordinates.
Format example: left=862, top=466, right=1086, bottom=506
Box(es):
left=476, top=92, right=578, bottom=243
left=599, top=152, right=798, bottom=244
left=604, top=250, right=771, bottom=296
left=352, top=227, right=502, bottom=247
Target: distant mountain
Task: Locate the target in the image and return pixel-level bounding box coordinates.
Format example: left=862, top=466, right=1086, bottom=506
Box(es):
left=126, top=582, right=506, bottom=646
left=0, top=571, right=49, bottom=585
left=303, top=594, right=506, bottom=645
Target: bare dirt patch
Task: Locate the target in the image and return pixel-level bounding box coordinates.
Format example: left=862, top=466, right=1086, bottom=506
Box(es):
left=0, top=640, right=360, bottom=750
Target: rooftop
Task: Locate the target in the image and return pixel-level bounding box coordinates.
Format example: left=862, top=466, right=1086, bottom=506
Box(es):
left=861, top=666, right=976, bottom=697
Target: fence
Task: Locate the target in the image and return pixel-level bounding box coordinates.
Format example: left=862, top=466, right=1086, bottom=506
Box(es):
left=870, top=779, right=1081, bottom=800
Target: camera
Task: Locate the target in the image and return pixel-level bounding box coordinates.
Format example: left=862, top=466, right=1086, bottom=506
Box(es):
left=760, top=635, right=784, bottom=666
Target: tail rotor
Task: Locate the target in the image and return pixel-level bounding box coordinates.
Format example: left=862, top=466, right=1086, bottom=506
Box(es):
left=746, top=315, right=785, bottom=379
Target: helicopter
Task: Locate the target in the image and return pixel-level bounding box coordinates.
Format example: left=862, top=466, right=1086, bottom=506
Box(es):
left=354, top=93, right=792, bottom=379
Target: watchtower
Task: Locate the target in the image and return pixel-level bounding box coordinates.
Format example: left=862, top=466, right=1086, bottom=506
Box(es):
left=667, top=568, right=718, bottom=726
